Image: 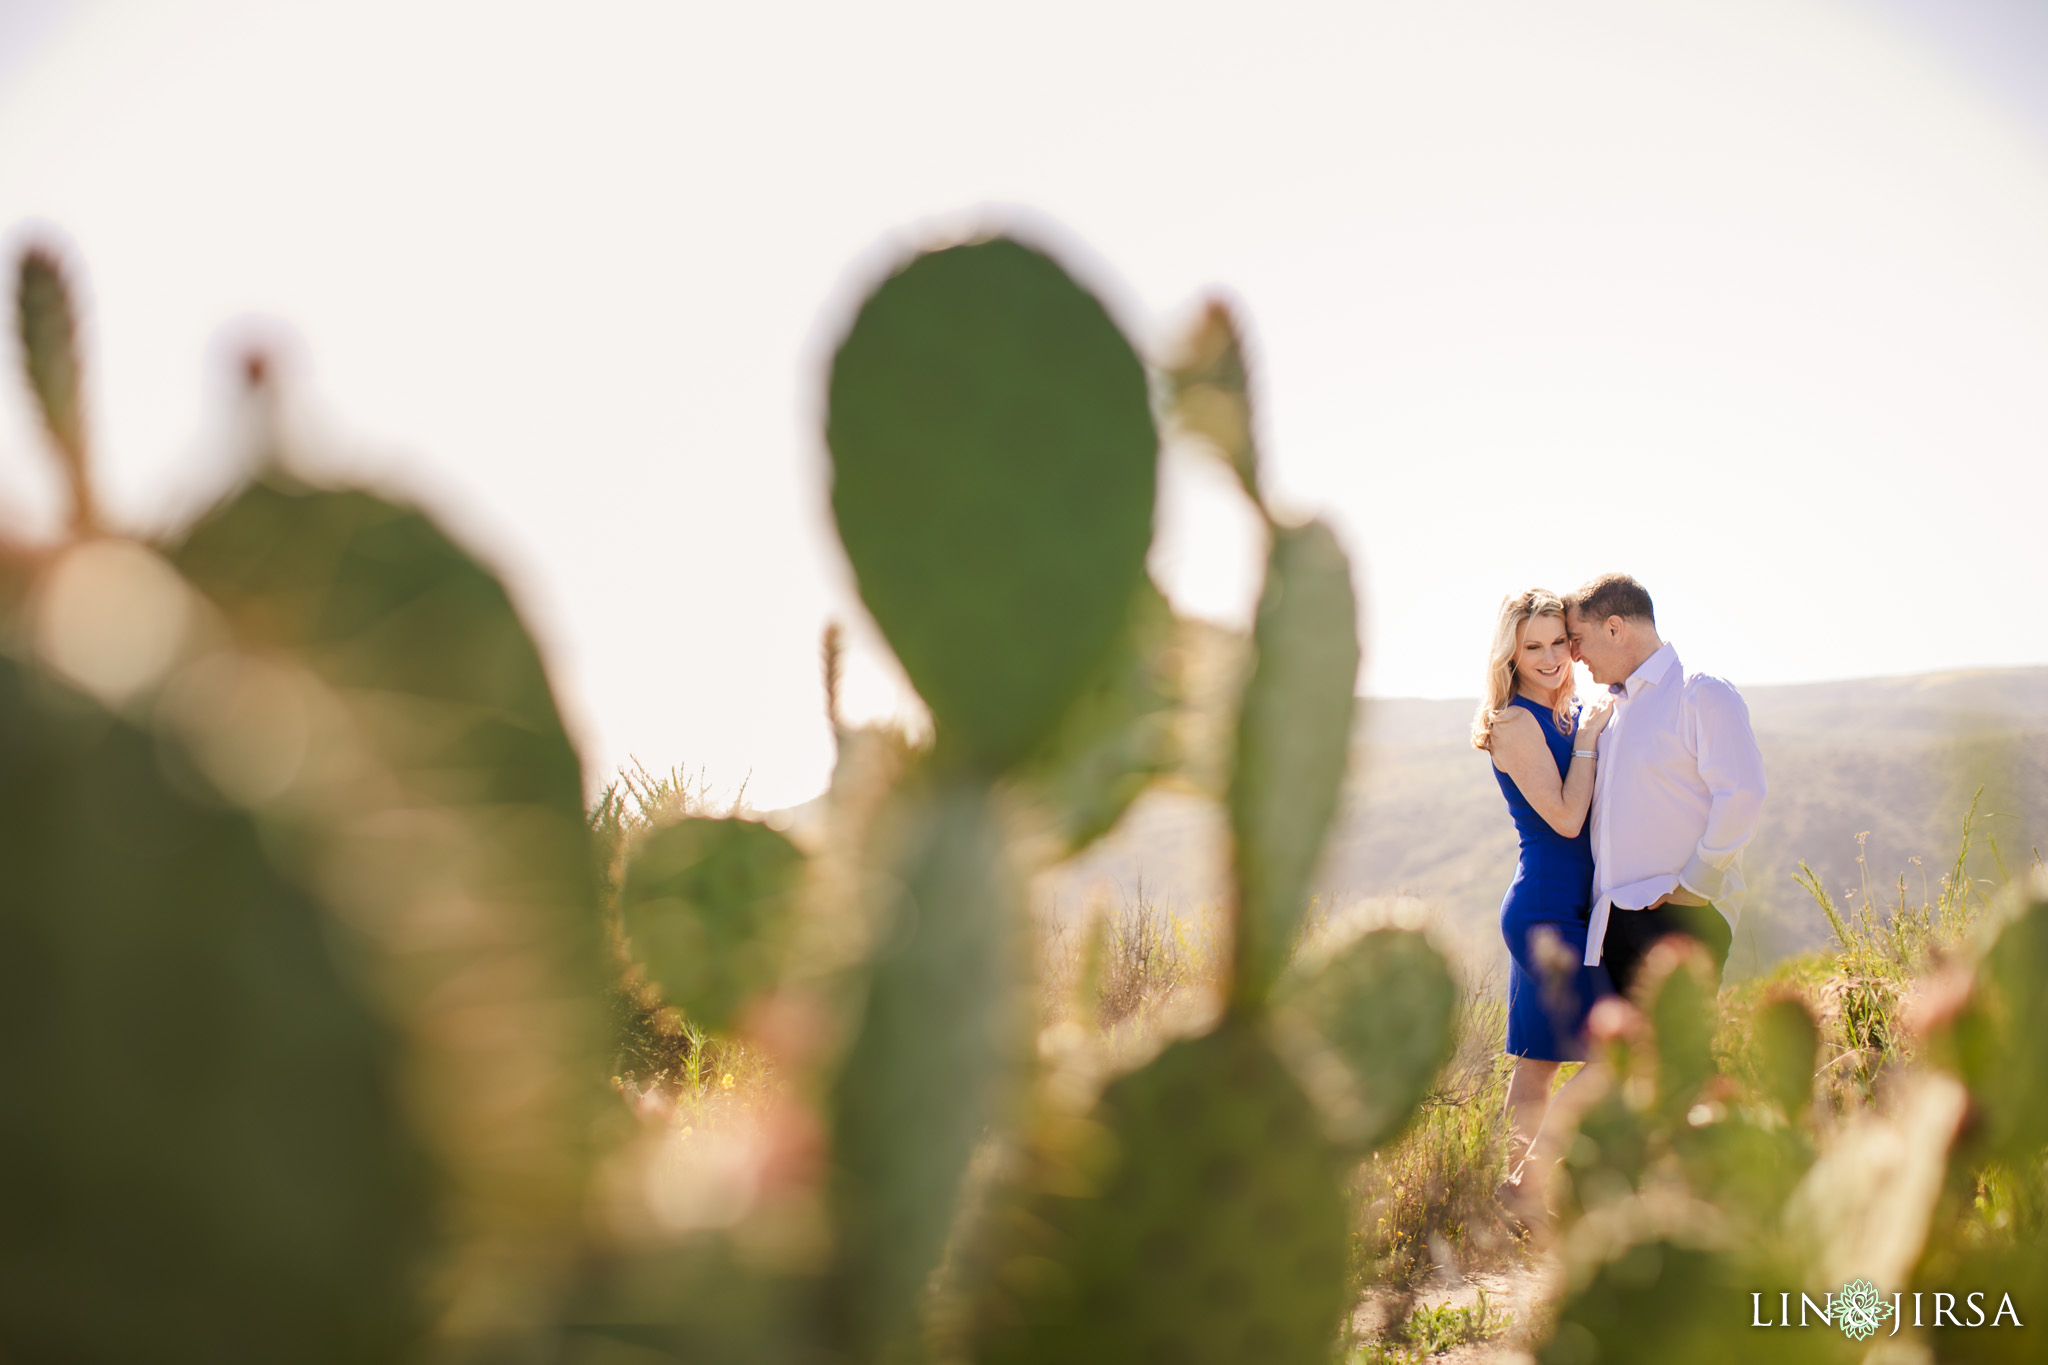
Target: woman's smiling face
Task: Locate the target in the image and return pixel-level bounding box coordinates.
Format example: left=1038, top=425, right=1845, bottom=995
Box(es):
left=1514, top=613, right=1573, bottom=698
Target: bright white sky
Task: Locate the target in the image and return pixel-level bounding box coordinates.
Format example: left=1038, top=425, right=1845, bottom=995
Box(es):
left=1, top=0, right=2045, bottom=808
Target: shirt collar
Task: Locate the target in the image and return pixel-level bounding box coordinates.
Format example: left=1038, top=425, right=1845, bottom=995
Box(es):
left=1610, top=640, right=1679, bottom=698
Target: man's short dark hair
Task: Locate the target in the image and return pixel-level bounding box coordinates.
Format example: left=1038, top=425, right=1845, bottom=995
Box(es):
left=1568, top=573, right=1655, bottom=626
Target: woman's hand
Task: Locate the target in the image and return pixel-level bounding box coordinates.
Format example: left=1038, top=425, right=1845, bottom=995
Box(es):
left=1580, top=692, right=1615, bottom=739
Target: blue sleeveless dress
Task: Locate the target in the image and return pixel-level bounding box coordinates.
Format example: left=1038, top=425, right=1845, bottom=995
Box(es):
left=1491, top=694, right=1613, bottom=1061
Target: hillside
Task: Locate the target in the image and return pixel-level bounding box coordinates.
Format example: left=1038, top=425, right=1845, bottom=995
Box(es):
left=1039, top=664, right=2048, bottom=980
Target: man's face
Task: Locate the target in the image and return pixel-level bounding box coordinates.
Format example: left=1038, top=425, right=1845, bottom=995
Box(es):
left=1567, top=607, right=1626, bottom=687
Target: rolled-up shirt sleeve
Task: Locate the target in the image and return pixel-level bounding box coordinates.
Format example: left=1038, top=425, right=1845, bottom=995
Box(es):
left=1678, top=677, right=1767, bottom=901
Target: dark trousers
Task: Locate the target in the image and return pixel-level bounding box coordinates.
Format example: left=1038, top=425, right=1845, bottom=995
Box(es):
left=1602, top=901, right=1732, bottom=998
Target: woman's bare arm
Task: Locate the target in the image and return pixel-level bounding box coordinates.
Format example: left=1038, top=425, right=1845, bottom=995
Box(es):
left=1489, top=706, right=1602, bottom=838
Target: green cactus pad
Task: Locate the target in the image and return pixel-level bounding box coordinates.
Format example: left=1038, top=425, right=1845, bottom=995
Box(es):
left=979, top=1018, right=1350, bottom=1365
left=1640, top=944, right=1720, bottom=1123
left=1914, top=895, right=2048, bottom=1363
left=1559, top=959, right=1817, bottom=1236
left=0, top=655, right=432, bottom=1364
left=1229, top=519, right=1360, bottom=1002
left=14, top=248, right=94, bottom=528
left=1933, top=895, right=2048, bottom=1167
left=558, top=1235, right=828, bottom=1365
left=1276, top=927, right=1457, bottom=1151
left=826, top=236, right=1157, bottom=774
left=1017, top=577, right=1179, bottom=855
left=170, top=475, right=602, bottom=1338
left=1541, top=1236, right=1822, bottom=1365
left=620, top=816, right=805, bottom=1034
left=828, top=779, right=1027, bottom=1358
left=1557, top=1086, right=1649, bottom=1219
left=172, top=477, right=584, bottom=814
left=1749, top=996, right=1819, bottom=1123
left=1164, top=300, right=1262, bottom=504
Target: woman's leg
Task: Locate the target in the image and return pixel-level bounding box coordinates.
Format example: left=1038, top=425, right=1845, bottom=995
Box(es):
left=1504, top=1057, right=1560, bottom=1179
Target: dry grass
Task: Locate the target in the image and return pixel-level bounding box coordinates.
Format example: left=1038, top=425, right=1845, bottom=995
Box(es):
left=1720, top=794, right=1994, bottom=1121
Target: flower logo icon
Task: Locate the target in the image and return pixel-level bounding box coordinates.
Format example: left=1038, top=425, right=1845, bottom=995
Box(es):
left=1834, top=1278, right=1894, bottom=1340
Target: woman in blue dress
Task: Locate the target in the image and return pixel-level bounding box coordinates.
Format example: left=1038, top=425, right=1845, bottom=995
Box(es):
left=1471, top=589, right=1614, bottom=1202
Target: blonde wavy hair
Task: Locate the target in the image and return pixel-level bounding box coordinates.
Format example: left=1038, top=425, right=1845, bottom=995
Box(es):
left=1470, top=588, right=1578, bottom=750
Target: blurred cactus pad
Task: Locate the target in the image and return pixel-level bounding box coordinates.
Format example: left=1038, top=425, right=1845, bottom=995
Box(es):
left=826, top=238, right=1156, bottom=774
left=1, top=225, right=2043, bottom=1365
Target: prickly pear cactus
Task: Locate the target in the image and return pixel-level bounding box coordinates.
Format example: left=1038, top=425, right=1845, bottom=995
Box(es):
left=962, top=299, right=1445, bottom=1365
left=3, top=226, right=1485, bottom=1365
left=1557, top=947, right=1708, bottom=1208
left=1559, top=946, right=1816, bottom=1224
left=1229, top=520, right=1361, bottom=1004
left=1748, top=995, right=1820, bottom=1125
left=1276, top=926, right=1459, bottom=1152
left=826, top=236, right=1157, bottom=774
left=172, top=476, right=586, bottom=816
left=1016, top=577, right=1179, bottom=855
left=168, top=472, right=607, bottom=1343
left=619, top=816, right=805, bottom=1034
left=1925, top=894, right=2048, bottom=1171
left=1539, top=1235, right=1825, bottom=1365
left=0, top=247, right=449, bottom=1362
left=557, top=1236, right=829, bottom=1365
left=978, top=1019, right=1349, bottom=1365
left=1644, top=947, right=1719, bottom=1127
left=1164, top=300, right=1261, bottom=503
left=1542, top=948, right=1870, bottom=1365
left=0, top=654, right=433, bottom=1364
left=821, top=235, right=1159, bottom=1360
left=827, top=779, right=1027, bottom=1357
left=15, top=247, right=96, bottom=532
left=1912, top=891, right=2048, bottom=1363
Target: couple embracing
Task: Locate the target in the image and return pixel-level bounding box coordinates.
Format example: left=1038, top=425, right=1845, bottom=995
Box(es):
left=1472, top=573, right=1767, bottom=1211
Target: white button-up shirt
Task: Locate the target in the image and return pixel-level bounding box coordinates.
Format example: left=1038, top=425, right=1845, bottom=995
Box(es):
left=1584, top=642, right=1768, bottom=966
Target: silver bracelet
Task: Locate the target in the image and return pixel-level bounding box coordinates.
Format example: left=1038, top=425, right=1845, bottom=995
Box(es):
left=1572, top=748, right=1597, bottom=759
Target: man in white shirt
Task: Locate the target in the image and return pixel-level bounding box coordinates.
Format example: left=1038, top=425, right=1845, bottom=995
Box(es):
left=1565, top=574, right=1767, bottom=994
